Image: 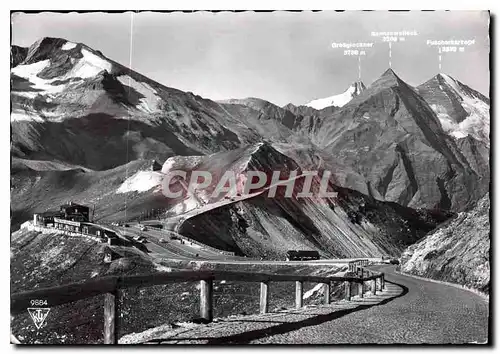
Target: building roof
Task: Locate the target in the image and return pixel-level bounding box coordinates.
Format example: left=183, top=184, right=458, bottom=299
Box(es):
left=36, top=210, right=63, bottom=217
left=60, top=202, right=89, bottom=209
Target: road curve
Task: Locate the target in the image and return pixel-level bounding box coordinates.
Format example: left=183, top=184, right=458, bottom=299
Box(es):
left=256, top=264, right=490, bottom=344
left=130, top=264, right=489, bottom=344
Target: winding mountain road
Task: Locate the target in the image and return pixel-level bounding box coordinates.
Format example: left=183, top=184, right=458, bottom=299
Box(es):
left=291, top=264, right=490, bottom=344
left=123, top=264, right=490, bottom=344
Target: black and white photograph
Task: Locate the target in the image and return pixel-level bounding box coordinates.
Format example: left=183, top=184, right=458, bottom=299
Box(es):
left=9, top=8, right=491, bottom=345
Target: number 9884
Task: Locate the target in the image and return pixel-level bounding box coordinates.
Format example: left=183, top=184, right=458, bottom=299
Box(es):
left=30, top=299, right=48, bottom=306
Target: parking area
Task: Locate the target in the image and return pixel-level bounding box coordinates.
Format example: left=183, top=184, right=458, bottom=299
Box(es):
left=110, top=222, right=240, bottom=261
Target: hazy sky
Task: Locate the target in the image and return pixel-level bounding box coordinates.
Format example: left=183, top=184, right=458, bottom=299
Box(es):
left=12, top=11, right=490, bottom=106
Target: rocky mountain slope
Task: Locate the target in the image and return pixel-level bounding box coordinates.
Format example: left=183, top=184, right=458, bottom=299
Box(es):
left=122, top=142, right=453, bottom=259
left=417, top=73, right=490, bottom=182
left=11, top=45, right=28, bottom=67
left=10, top=38, right=489, bottom=259
left=11, top=38, right=489, bottom=210
left=10, top=36, right=490, bottom=346
left=10, top=226, right=175, bottom=343
left=11, top=37, right=262, bottom=170
left=216, top=97, right=305, bottom=141
left=417, top=73, right=490, bottom=145
left=10, top=158, right=169, bottom=231
left=303, top=69, right=489, bottom=211
left=400, top=195, right=490, bottom=294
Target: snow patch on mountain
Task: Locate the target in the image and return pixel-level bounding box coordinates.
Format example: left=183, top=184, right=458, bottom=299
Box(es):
left=116, top=171, right=164, bottom=194
left=161, top=156, right=205, bottom=175
left=12, top=91, right=38, bottom=99
left=11, top=47, right=114, bottom=104
left=67, top=48, right=112, bottom=79
left=61, top=42, right=77, bottom=50
left=304, top=82, right=366, bottom=110
left=433, top=74, right=490, bottom=144
left=10, top=111, right=45, bottom=122
left=11, top=60, right=66, bottom=94
left=171, top=198, right=202, bottom=215
left=117, top=75, right=161, bottom=113
left=11, top=59, right=49, bottom=77
left=434, top=104, right=490, bottom=141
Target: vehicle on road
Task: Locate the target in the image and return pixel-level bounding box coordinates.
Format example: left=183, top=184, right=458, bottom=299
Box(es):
left=148, top=224, right=163, bottom=229
left=285, top=250, right=320, bottom=261
left=159, top=238, right=167, bottom=243
left=139, top=225, right=148, bottom=231
left=389, top=258, right=400, bottom=265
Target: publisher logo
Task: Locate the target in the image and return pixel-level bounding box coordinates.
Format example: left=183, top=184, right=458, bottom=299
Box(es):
left=27, top=308, right=50, bottom=329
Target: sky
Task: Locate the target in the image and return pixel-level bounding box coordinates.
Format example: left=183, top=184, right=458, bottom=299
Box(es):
left=11, top=11, right=490, bottom=106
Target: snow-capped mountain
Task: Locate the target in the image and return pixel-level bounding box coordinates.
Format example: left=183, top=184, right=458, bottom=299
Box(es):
left=304, top=81, right=366, bottom=110
left=10, top=37, right=263, bottom=170
left=417, top=73, right=490, bottom=146
left=11, top=37, right=183, bottom=121
left=11, top=39, right=489, bottom=213
left=10, top=38, right=489, bottom=252
left=305, top=68, right=489, bottom=211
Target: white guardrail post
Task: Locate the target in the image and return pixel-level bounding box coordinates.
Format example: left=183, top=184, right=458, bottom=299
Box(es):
left=295, top=281, right=303, bottom=308
left=260, top=281, right=269, bottom=314
left=358, top=268, right=364, bottom=298
left=200, top=279, right=214, bottom=322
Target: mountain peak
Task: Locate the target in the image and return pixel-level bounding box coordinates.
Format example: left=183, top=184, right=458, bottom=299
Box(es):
left=435, top=73, right=459, bottom=82
left=417, top=72, right=490, bottom=144
left=33, top=36, right=67, bottom=45
left=379, top=68, right=405, bottom=85
left=364, top=68, right=406, bottom=93
left=435, top=72, right=455, bottom=84
left=22, top=37, right=80, bottom=65
left=425, top=72, right=489, bottom=103
left=282, top=102, right=297, bottom=110
left=433, top=73, right=464, bottom=93
left=381, top=68, right=398, bottom=77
